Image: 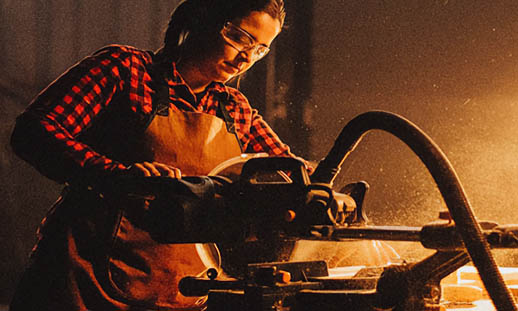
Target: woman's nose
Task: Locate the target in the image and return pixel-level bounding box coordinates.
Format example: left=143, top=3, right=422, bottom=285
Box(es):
left=237, top=49, right=253, bottom=63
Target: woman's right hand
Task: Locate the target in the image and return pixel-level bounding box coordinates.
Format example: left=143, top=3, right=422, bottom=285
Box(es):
left=127, top=161, right=182, bottom=179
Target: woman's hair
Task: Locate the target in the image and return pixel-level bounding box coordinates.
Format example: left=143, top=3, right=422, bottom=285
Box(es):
left=160, top=0, right=285, bottom=62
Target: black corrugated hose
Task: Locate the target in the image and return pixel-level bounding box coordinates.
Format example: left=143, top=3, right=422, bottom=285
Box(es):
left=312, top=110, right=517, bottom=311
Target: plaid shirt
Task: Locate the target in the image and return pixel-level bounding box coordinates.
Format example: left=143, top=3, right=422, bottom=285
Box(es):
left=12, top=45, right=295, bottom=183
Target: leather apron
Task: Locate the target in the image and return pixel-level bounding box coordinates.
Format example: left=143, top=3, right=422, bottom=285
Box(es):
left=106, top=107, right=243, bottom=310
left=10, top=105, right=242, bottom=311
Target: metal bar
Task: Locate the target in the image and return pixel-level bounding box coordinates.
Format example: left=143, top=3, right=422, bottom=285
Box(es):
left=429, top=251, right=471, bottom=281
left=312, top=225, right=422, bottom=242
left=312, top=224, right=518, bottom=249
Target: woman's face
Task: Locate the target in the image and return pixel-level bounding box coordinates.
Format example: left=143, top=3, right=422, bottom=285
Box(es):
left=194, top=11, right=282, bottom=84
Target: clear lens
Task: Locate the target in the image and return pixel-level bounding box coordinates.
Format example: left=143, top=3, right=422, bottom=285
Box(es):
left=223, top=25, right=255, bottom=49
left=252, top=46, right=269, bottom=59
left=221, top=22, right=270, bottom=61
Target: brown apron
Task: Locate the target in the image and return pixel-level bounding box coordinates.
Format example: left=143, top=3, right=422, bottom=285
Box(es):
left=106, top=108, right=242, bottom=309
left=10, top=107, right=242, bottom=311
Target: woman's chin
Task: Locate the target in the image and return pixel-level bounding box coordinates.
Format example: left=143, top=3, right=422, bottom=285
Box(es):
left=214, top=72, right=236, bottom=84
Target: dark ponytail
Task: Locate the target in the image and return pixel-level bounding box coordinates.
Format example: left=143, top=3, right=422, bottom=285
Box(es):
left=160, top=0, right=210, bottom=62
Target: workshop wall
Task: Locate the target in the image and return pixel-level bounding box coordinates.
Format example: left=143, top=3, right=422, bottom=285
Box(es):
left=308, top=1, right=518, bottom=225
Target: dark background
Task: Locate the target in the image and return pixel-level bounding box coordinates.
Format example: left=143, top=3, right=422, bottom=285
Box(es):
left=3, top=0, right=518, bottom=305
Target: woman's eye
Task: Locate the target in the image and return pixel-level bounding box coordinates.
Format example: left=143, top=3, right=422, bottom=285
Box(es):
left=227, top=30, right=253, bottom=46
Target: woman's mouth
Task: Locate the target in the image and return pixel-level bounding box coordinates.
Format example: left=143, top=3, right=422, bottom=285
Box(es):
left=224, top=61, right=241, bottom=73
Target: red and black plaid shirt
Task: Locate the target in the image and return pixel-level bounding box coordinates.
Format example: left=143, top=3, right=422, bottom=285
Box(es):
left=12, top=45, right=296, bottom=183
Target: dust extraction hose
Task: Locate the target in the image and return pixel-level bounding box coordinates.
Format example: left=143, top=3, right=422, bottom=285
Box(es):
left=312, top=110, right=516, bottom=311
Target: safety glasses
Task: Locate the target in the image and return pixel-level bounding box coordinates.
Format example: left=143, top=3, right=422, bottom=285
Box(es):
left=220, top=22, right=270, bottom=61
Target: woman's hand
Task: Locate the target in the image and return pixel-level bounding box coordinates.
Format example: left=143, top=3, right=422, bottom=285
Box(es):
left=128, top=161, right=182, bottom=179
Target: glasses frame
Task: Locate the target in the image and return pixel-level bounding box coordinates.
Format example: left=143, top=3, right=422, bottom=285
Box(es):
left=220, top=22, right=270, bottom=61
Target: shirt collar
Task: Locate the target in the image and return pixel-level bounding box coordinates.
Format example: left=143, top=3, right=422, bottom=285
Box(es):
left=167, top=62, right=231, bottom=100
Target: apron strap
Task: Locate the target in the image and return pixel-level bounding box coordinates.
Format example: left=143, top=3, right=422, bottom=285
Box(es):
left=145, top=53, right=171, bottom=130
left=217, top=94, right=244, bottom=152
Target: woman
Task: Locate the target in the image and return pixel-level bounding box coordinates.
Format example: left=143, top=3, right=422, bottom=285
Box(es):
left=10, top=0, right=301, bottom=310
